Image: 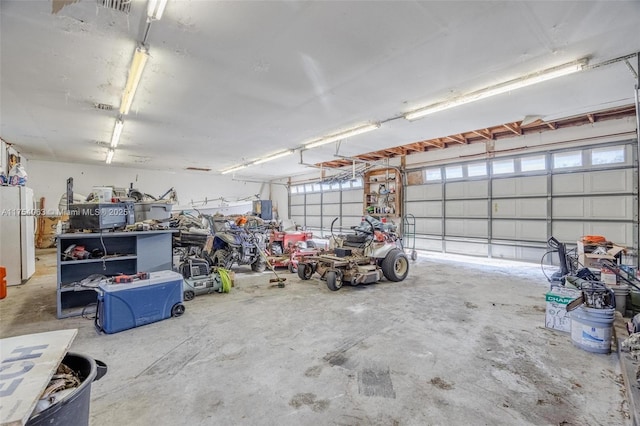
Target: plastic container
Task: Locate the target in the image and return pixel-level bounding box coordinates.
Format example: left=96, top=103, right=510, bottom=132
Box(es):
left=27, top=352, right=107, bottom=426
left=92, top=187, right=113, bottom=203
left=610, top=284, right=630, bottom=315
left=134, top=202, right=172, bottom=222
left=95, top=270, right=185, bottom=334
left=0, top=266, right=6, bottom=299
left=631, top=288, right=640, bottom=315
left=570, top=306, right=614, bottom=354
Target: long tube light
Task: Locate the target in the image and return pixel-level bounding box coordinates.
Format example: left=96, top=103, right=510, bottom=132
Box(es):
left=221, top=163, right=250, bottom=175
left=253, top=150, right=294, bottom=165
left=219, top=123, right=379, bottom=174
left=110, top=119, right=124, bottom=148
left=304, top=123, right=381, bottom=149
left=147, top=0, right=168, bottom=20
left=106, top=149, right=115, bottom=165
left=120, top=47, right=149, bottom=115
left=404, top=58, right=588, bottom=121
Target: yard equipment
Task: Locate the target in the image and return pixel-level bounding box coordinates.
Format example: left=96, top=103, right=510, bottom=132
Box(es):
left=288, top=241, right=324, bottom=273
left=266, top=226, right=315, bottom=269
left=206, top=215, right=269, bottom=272
left=177, top=255, right=232, bottom=300
left=182, top=268, right=231, bottom=300
left=297, top=216, right=409, bottom=291
left=253, top=234, right=286, bottom=288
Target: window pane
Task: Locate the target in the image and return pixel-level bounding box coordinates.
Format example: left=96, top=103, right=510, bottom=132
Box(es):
left=492, top=159, right=514, bottom=175
left=330, top=182, right=341, bottom=190
left=445, top=165, right=463, bottom=179
left=521, top=155, right=546, bottom=172
left=592, top=146, right=625, bottom=165
left=321, top=183, right=331, bottom=191
left=305, top=184, right=314, bottom=192
left=351, top=178, right=363, bottom=188
left=553, top=151, right=582, bottom=169
left=290, top=186, right=298, bottom=194
left=425, top=168, right=442, bottom=181
left=467, top=162, right=487, bottom=177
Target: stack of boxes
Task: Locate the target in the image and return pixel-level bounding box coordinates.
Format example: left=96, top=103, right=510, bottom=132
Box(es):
left=576, top=237, right=625, bottom=270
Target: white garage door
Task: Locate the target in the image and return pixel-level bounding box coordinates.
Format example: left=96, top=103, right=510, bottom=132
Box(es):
left=404, top=141, right=637, bottom=262
left=288, top=179, right=364, bottom=236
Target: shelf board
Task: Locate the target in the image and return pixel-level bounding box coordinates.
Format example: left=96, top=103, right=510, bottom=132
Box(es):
left=59, top=285, right=101, bottom=293
left=58, top=305, right=96, bottom=319
left=60, top=255, right=137, bottom=265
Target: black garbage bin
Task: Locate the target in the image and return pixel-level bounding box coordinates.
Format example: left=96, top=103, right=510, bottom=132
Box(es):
left=26, top=352, right=107, bottom=426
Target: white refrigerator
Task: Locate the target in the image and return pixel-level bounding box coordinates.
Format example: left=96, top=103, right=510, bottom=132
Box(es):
left=0, top=186, right=36, bottom=285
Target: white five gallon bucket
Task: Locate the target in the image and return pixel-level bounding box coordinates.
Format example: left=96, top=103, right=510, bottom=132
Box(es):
left=92, top=187, right=113, bottom=203
left=570, top=306, right=614, bottom=354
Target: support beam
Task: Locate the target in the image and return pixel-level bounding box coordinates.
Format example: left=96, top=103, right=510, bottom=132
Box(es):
left=587, top=114, right=596, bottom=124
left=425, top=138, right=445, bottom=148
left=472, top=129, right=493, bottom=140
left=446, top=134, right=467, bottom=144
left=546, top=122, right=557, bottom=130
left=503, top=122, right=522, bottom=135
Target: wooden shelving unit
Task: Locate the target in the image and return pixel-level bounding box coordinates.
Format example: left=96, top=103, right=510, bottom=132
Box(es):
left=363, top=168, right=401, bottom=218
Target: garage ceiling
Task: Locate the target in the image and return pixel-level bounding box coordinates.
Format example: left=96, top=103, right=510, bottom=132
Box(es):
left=1, top=0, right=639, bottom=180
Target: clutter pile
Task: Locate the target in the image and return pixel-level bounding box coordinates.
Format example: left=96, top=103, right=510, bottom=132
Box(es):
left=542, top=233, right=640, bottom=419
left=542, top=235, right=634, bottom=354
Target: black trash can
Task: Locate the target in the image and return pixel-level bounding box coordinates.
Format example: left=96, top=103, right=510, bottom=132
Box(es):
left=26, top=352, right=107, bottom=426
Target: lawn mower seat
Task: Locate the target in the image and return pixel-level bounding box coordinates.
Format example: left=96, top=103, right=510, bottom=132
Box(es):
left=343, top=234, right=369, bottom=248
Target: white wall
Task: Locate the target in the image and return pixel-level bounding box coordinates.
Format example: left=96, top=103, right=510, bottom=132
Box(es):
left=27, top=160, right=269, bottom=215
left=268, top=179, right=289, bottom=221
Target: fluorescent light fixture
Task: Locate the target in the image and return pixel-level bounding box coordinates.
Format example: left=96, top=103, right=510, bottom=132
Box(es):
left=253, top=150, right=294, bottom=165
left=404, top=58, right=588, bottom=121
left=147, top=0, right=168, bottom=20
left=106, top=149, right=115, bottom=165
left=120, top=47, right=149, bottom=115
left=221, top=164, right=249, bottom=175
left=110, top=119, right=124, bottom=148
left=304, top=123, right=381, bottom=149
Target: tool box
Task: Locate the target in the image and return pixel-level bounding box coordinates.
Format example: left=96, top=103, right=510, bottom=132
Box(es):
left=95, top=270, right=185, bottom=334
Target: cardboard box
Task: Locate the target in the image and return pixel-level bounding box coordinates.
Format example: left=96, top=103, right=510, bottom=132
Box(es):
left=545, top=286, right=581, bottom=333
left=579, top=253, right=615, bottom=269
left=600, top=266, right=617, bottom=285
left=577, top=239, right=625, bottom=258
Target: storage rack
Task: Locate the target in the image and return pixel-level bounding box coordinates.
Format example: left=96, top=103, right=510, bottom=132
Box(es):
left=56, top=230, right=173, bottom=319
left=363, top=168, right=402, bottom=218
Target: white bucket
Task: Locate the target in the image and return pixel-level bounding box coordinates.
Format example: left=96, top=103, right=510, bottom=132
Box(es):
left=610, top=285, right=630, bottom=315
left=570, top=306, right=614, bottom=354
left=92, top=187, right=113, bottom=203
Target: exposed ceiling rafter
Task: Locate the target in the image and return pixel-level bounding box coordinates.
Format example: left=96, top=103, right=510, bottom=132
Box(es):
left=503, top=123, right=522, bottom=136
left=473, top=129, right=494, bottom=141
left=317, top=104, right=636, bottom=169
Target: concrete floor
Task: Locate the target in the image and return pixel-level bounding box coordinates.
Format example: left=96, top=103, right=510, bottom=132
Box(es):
left=0, top=249, right=631, bottom=425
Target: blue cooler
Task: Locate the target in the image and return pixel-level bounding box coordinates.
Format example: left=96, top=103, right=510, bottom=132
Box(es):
left=95, top=270, right=185, bottom=334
